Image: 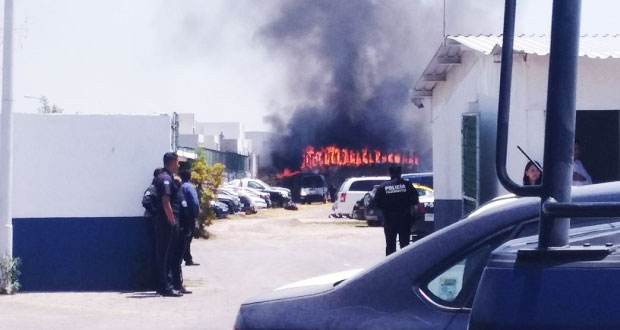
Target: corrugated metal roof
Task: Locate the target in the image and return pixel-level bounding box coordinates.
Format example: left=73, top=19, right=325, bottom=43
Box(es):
left=411, top=35, right=620, bottom=101
left=449, top=34, right=620, bottom=59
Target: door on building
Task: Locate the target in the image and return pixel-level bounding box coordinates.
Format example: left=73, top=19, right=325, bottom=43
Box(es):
left=462, top=113, right=480, bottom=214
left=575, top=110, right=620, bottom=184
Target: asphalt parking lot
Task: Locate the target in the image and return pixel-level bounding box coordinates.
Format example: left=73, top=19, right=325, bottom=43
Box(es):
left=0, top=204, right=385, bottom=330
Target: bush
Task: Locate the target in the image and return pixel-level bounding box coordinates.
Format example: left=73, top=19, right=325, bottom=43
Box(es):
left=191, top=149, right=226, bottom=238
left=0, top=255, right=20, bottom=294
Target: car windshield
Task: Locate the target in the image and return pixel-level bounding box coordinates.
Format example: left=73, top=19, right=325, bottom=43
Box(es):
left=350, top=180, right=388, bottom=192
left=226, top=179, right=241, bottom=187
left=302, top=176, right=324, bottom=188
left=415, top=186, right=433, bottom=197
left=255, top=179, right=271, bottom=189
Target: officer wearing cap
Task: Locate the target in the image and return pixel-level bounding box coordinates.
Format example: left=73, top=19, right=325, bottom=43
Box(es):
left=375, top=165, right=420, bottom=256
left=153, top=152, right=184, bottom=297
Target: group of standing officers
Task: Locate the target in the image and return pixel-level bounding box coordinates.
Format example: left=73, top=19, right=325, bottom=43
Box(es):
left=148, top=152, right=201, bottom=297
left=146, top=155, right=418, bottom=296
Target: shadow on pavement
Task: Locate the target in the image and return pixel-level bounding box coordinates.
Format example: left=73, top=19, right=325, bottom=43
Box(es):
left=125, top=292, right=161, bottom=299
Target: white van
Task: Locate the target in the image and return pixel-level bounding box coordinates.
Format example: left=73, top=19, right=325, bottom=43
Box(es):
left=332, top=176, right=390, bottom=218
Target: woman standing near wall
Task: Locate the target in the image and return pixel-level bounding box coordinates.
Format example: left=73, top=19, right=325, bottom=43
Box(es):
left=523, top=161, right=542, bottom=186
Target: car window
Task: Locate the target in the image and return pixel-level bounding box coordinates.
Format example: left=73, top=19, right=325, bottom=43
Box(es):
left=403, top=175, right=433, bottom=188
left=255, top=179, right=272, bottom=189
left=301, top=176, right=324, bottom=188
left=420, top=229, right=512, bottom=309
left=416, top=188, right=432, bottom=197
left=349, top=180, right=387, bottom=192
left=248, top=181, right=264, bottom=189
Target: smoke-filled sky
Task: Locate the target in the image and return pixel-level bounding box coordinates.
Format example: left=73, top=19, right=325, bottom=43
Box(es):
left=8, top=0, right=620, bottom=133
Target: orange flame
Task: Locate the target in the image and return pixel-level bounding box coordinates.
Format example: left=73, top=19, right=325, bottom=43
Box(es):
left=300, top=145, right=418, bottom=170
left=276, top=168, right=300, bottom=179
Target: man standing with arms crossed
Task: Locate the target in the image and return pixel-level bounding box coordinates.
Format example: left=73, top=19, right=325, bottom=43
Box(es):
left=375, top=165, right=420, bottom=256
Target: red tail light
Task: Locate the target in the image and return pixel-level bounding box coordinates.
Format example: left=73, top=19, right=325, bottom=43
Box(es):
left=417, top=203, right=425, bottom=214
left=340, top=193, right=346, bottom=202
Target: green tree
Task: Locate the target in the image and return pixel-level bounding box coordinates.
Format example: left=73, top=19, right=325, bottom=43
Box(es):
left=191, top=149, right=226, bottom=238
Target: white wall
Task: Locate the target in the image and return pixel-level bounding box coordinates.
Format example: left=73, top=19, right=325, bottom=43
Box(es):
left=178, top=133, right=203, bottom=148
left=432, top=50, right=620, bottom=203
left=177, top=113, right=196, bottom=135
left=203, top=134, right=219, bottom=150
left=432, top=50, right=491, bottom=200
left=505, top=56, right=620, bottom=192
left=198, top=122, right=243, bottom=141
left=11, top=113, right=171, bottom=218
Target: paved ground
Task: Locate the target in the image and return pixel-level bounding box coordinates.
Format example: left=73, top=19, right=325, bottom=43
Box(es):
left=0, top=204, right=385, bottom=330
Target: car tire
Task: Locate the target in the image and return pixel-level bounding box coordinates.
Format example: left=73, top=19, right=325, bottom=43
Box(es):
left=367, top=220, right=381, bottom=227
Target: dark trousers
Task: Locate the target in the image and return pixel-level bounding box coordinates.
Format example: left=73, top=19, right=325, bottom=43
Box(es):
left=183, top=219, right=196, bottom=264
left=384, top=215, right=412, bottom=256
left=154, top=217, right=175, bottom=293
left=170, top=226, right=186, bottom=290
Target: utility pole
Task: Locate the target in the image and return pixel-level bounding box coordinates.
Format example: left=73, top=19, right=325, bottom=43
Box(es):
left=0, top=0, right=14, bottom=257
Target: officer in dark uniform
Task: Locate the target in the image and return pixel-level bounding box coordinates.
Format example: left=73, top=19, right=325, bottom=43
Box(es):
left=375, top=165, right=420, bottom=256
left=168, top=174, right=192, bottom=294
left=153, top=152, right=184, bottom=297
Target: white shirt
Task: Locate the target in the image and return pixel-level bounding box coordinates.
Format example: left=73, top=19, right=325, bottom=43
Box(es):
left=572, top=159, right=592, bottom=186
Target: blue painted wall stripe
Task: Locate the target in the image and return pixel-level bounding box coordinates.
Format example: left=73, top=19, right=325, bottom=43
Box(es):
left=434, top=199, right=463, bottom=230
left=12, top=217, right=156, bottom=292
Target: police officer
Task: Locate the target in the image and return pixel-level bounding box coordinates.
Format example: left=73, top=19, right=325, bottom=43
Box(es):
left=375, top=165, right=420, bottom=256
left=153, top=152, right=185, bottom=297
left=180, top=170, right=200, bottom=266
left=170, top=174, right=192, bottom=294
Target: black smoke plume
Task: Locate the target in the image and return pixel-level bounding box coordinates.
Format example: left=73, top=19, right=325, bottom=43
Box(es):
left=261, top=1, right=434, bottom=172
left=258, top=0, right=504, bottom=173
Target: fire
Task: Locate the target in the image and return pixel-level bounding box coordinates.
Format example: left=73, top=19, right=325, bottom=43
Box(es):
left=300, top=145, right=418, bottom=170
left=275, top=145, right=419, bottom=178
left=276, top=168, right=300, bottom=179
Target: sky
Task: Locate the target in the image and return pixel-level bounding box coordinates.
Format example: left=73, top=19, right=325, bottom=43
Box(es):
left=7, top=0, right=620, bottom=132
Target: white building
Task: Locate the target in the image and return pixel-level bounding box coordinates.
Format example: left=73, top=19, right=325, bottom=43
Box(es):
left=176, top=114, right=252, bottom=155
left=246, top=131, right=276, bottom=169
left=412, top=35, right=620, bottom=228
left=7, top=113, right=172, bottom=290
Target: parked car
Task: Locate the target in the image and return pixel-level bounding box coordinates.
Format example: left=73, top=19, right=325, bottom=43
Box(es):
left=402, top=172, right=433, bottom=188
left=363, top=184, right=435, bottom=240
left=210, top=200, right=229, bottom=218
left=221, top=187, right=259, bottom=214
left=281, top=173, right=330, bottom=204
left=217, top=188, right=242, bottom=214
left=244, top=187, right=272, bottom=207
left=331, top=176, right=390, bottom=218
left=298, top=173, right=329, bottom=204
left=236, top=188, right=268, bottom=210
left=226, top=178, right=292, bottom=208
left=234, top=183, right=620, bottom=330
left=237, top=194, right=258, bottom=214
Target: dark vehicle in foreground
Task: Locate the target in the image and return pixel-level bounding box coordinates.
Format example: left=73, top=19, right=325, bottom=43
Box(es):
left=234, top=183, right=620, bottom=330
